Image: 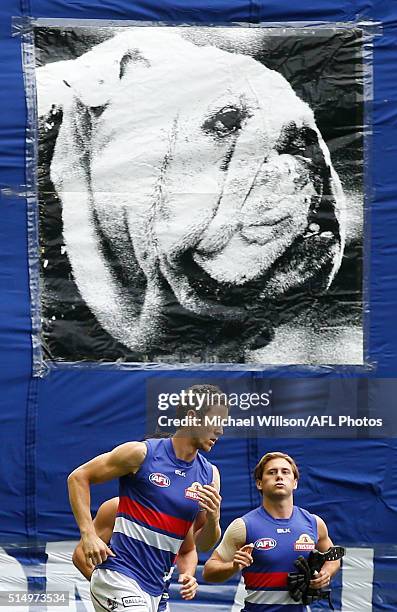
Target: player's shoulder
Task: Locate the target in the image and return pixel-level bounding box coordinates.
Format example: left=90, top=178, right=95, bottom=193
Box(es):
left=228, top=516, right=246, bottom=530
left=210, top=462, right=220, bottom=477
left=194, top=453, right=218, bottom=488
left=294, top=505, right=321, bottom=533
left=217, top=517, right=246, bottom=551
left=95, top=497, right=119, bottom=522
left=294, top=504, right=316, bottom=520
left=196, top=451, right=217, bottom=471
left=115, top=440, right=147, bottom=455
left=311, top=513, right=328, bottom=531
left=111, top=440, right=147, bottom=471
left=240, top=505, right=263, bottom=523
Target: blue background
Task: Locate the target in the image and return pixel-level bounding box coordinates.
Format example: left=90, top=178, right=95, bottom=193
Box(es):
left=0, top=0, right=397, bottom=609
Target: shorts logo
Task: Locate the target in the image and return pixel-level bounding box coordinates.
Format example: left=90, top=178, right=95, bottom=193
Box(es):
left=122, top=595, right=145, bottom=607
left=294, top=533, right=315, bottom=551
left=254, top=538, right=277, bottom=550
left=185, top=482, right=202, bottom=500
left=149, top=473, right=170, bottom=487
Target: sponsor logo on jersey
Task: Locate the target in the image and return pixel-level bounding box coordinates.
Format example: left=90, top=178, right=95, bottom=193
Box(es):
left=185, top=481, right=202, bottom=500
left=175, top=469, right=186, bottom=477
left=277, top=528, right=291, bottom=533
left=107, top=598, right=119, bottom=610
left=294, top=533, right=315, bottom=551
left=254, top=537, right=277, bottom=550
left=149, top=472, right=171, bottom=487
left=122, top=595, right=145, bottom=607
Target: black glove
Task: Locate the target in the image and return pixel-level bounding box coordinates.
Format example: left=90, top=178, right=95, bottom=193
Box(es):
left=287, top=556, right=311, bottom=602
left=288, top=546, right=345, bottom=610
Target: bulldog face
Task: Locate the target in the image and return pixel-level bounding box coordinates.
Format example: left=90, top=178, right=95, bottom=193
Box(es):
left=40, top=28, right=345, bottom=360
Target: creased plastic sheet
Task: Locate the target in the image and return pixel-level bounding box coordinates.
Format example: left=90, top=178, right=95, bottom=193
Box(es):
left=24, top=21, right=369, bottom=372
left=27, top=377, right=397, bottom=541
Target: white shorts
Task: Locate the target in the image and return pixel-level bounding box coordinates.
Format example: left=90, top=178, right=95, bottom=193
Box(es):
left=91, top=568, right=161, bottom=612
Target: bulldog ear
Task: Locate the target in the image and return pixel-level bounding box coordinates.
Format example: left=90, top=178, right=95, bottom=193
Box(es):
left=119, top=49, right=150, bottom=78
left=36, top=52, right=119, bottom=115
left=47, top=38, right=150, bottom=110
left=60, top=54, right=123, bottom=108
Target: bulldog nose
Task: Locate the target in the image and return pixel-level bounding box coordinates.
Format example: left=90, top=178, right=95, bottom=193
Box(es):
left=239, top=197, right=288, bottom=228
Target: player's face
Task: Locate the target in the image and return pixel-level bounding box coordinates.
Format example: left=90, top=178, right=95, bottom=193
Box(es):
left=190, top=404, right=228, bottom=452
left=257, top=458, right=297, bottom=500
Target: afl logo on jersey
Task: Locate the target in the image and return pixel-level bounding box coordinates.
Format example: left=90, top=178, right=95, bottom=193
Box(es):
left=149, top=473, right=171, bottom=488
left=294, top=533, right=315, bottom=551
left=254, top=538, right=277, bottom=551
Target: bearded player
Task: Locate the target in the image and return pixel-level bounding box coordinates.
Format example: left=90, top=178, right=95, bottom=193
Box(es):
left=67, top=384, right=226, bottom=612
left=203, top=452, right=342, bottom=611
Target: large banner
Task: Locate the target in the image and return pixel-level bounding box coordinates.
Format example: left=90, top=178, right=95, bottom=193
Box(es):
left=32, top=24, right=364, bottom=368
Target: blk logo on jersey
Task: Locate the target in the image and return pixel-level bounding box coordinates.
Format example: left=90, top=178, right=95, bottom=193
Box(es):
left=149, top=473, right=171, bottom=488
left=185, top=482, right=202, bottom=500
left=277, top=528, right=291, bottom=533
left=254, top=537, right=277, bottom=550
left=175, top=469, right=186, bottom=477
left=294, top=533, right=315, bottom=551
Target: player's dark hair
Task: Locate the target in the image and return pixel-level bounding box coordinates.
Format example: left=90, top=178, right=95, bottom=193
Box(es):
left=175, top=384, right=227, bottom=420
left=254, top=452, right=299, bottom=481
left=143, top=432, right=173, bottom=440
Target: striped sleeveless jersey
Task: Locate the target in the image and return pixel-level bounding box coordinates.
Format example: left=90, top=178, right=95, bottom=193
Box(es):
left=100, top=437, right=213, bottom=596
left=241, top=505, right=318, bottom=612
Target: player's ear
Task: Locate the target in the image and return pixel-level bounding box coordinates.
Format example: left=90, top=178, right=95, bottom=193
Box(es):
left=256, top=479, right=263, bottom=492
left=293, top=479, right=298, bottom=490
left=186, top=408, right=197, bottom=420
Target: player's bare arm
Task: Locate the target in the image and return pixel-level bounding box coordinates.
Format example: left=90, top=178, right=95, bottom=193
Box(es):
left=310, top=515, right=341, bottom=590
left=193, top=465, right=222, bottom=551
left=72, top=497, right=119, bottom=580
left=67, top=442, right=146, bottom=567
left=177, top=525, right=199, bottom=600
left=203, top=518, right=254, bottom=582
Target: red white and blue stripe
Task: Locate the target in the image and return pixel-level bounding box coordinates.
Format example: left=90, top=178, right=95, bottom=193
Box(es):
left=100, top=437, right=213, bottom=597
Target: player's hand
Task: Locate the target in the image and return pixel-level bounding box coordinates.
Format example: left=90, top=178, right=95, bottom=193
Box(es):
left=178, top=573, right=198, bottom=600
left=233, top=544, right=254, bottom=571
left=309, top=569, right=331, bottom=589
left=197, top=483, right=222, bottom=520
left=81, top=532, right=115, bottom=567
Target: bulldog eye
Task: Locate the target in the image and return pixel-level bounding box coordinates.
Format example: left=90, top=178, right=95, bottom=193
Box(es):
left=202, top=106, right=244, bottom=138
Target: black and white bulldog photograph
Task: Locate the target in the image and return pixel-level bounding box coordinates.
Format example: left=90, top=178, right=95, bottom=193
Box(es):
left=34, top=25, right=364, bottom=365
